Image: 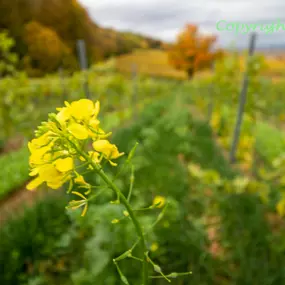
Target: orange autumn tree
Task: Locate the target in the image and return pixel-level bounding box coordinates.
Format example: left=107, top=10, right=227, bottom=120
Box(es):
left=168, top=24, right=223, bottom=79
left=23, top=21, right=76, bottom=76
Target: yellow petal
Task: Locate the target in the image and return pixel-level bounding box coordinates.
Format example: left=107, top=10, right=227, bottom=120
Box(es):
left=70, top=99, right=94, bottom=120
left=56, top=107, right=71, bottom=124
left=74, top=175, right=87, bottom=185
left=277, top=199, right=285, bottom=217
left=92, top=140, right=111, bottom=153
left=47, top=179, right=65, bottom=190
left=31, top=133, right=50, bottom=148
left=38, top=164, right=61, bottom=182
left=94, top=101, right=100, bottom=117
left=45, top=172, right=70, bottom=190
left=89, top=118, right=100, bottom=129
left=29, top=168, right=39, bottom=176
left=68, top=123, right=89, bottom=140
left=26, top=176, right=44, bottom=190
left=28, top=141, right=36, bottom=152
left=54, top=157, right=74, bottom=172
left=29, top=146, right=52, bottom=165
left=111, top=150, right=124, bottom=160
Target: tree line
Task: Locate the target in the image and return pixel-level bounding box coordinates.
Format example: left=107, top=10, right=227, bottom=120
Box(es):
left=0, top=0, right=162, bottom=76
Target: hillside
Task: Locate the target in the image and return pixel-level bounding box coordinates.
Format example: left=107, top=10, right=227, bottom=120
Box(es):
left=0, top=0, right=163, bottom=76
left=116, top=49, right=187, bottom=79
left=114, top=48, right=285, bottom=80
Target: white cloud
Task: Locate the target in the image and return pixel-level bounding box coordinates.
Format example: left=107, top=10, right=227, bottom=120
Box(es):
left=80, top=0, right=285, bottom=47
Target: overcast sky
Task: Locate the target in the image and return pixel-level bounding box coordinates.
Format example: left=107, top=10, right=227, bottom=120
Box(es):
left=80, top=0, right=285, bottom=48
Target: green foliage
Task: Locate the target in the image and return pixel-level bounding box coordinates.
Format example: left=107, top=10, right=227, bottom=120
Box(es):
left=219, top=193, right=285, bottom=284
left=187, top=161, right=285, bottom=284
left=0, top=70, right=181, bottom=145
left=0, top=194, right=69, bottom=285
left=1, top=92, right=285, bottom=285
left=23, top=21, right=75, bottom=76
left=0, top=145, right=29, bottom=199
left=255, top=122, right=285, bottom=163
left=1, top=61, right=285, bottom=285
left=0, top=30, right=18, bottom=76
left=213, top=53, right=241, bottom=106
left=0, top=138, right=4, bottom=151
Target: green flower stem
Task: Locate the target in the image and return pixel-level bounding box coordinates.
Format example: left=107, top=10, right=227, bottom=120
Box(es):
left=96, top=167, right=149, bottom=285
left=76, top=149, right=149, bottom=285
left=127, top=165, right=135, bottom=202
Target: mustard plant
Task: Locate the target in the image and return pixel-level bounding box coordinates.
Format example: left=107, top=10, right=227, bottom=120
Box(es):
left=26, top=98, right=192, bottom=284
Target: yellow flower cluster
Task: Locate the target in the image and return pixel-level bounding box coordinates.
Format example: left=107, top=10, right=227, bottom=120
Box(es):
left=26, top=99, right=124, bottom=191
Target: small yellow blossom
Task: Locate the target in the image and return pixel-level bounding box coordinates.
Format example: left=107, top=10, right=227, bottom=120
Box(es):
left=74, top=175, right=86, bottom=185
left=150, top=242, right=159, bottom=252
left=74, top=175, right=91, bottom=192
left=153, top=196, right=166, bottom=208
left=93, top=140, right=124, bottom=163
left=67, top=191, right=88, bottom=217
left=277, top=198, right=285, bottom=217
left=123, top=210, right=129, bottom=217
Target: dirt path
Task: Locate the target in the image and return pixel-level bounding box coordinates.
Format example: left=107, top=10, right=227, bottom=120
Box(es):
left=1, top=134, right=25, bottom=155
left=0, top=182, right=45, bottom=225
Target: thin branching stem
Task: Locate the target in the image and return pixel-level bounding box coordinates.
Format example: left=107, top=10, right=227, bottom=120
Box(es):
left=68, top=139, right=148, bottom=285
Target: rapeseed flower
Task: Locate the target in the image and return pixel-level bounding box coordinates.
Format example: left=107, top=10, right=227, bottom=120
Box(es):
left=26, top=99, right=123, bottom=192
left=93, top=140, right=124, bottom=166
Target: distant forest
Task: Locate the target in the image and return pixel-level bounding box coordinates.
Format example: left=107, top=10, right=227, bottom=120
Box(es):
left=0, top=0, right=163, bottom=76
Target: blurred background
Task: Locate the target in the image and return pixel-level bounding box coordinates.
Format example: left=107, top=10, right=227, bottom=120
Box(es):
left=1, top=0, right=285, bottom=284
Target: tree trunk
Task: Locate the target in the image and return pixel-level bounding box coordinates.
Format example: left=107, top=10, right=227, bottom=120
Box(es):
left=187, top=68, right=194, bottom=79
